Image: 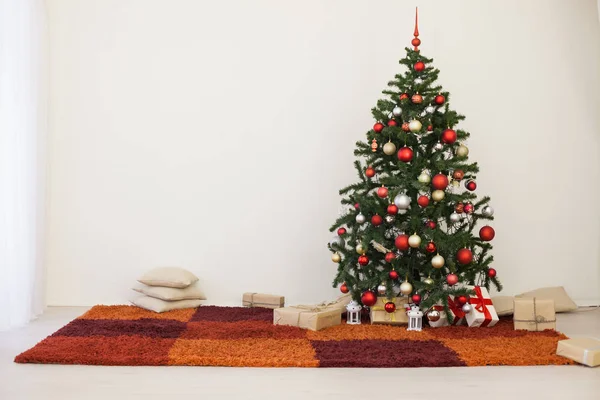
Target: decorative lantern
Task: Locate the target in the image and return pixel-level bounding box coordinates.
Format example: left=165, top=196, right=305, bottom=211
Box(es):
left=407, top=304, right=423, bottom=331
left=346, top=300, right=362, bottom=325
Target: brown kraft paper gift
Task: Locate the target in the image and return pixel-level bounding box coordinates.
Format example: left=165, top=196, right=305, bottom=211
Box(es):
left=556, top=338, right=600, bottom=367
left=513, top=297, right=556, bottom=331
left=242, top=292, right=285, bottom=309
left=370, top=297, right=409, bottom=325
left=273, top=305, right=341, bottom=331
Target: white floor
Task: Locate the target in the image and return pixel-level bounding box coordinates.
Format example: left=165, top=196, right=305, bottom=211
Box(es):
left=1, top=307, right=599, bottom=400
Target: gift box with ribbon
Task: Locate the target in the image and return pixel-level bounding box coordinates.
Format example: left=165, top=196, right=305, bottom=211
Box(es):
left=466, top=286, right=499, bottom=327
left=513, top=297, right=556, bottom=331
left=447, top=296, right=466, bottom=326
left=370, top=297, right=409, bottom=325
left=242, top=292, right=285, bottom=309
left=556, top=338, right=600, bottom=367
left=273, top=302, right=342, bottom=331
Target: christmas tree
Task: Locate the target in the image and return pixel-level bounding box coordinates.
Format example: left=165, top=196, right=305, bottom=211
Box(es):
left=328, top=10, right=501, bottom=317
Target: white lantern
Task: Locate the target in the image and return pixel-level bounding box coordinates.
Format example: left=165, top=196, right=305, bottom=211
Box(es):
left=407, top=304, right=423, bottom=331
left=346, top=300, right=362, bottom=325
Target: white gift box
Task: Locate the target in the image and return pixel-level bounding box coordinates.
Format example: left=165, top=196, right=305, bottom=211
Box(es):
left=466, top=286, right=499, bottom=328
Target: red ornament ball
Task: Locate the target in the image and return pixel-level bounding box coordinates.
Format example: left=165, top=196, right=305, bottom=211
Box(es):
left=414, top=61, right=425, bottom=72
left=384, top=301, right=396, bottom=313
left=397, top=147, right=414, bottom=163
left=358, top=254, right=369, bottom=266
left=388, top=119, right=398, bottom=127
left=387, top=204, right=398, bottom=215
left=442, top=129, right=457, bottom=144
left=361, top=290, right=377, bottom=307
left=456, top=248, right=473, bottom=265
left=417, top=195, right=430, bottom=208
left=385, top=252, right=396, bottom=263
left=373, top=122, right=384, bottom=133
left=399, top=93, right=409, bottom=101
left=434, top=94, right=445, bottom=105
left=337, top=227, right=346, bottom=236
left=426, top=220, right=437, bottom=229
left=401, top=122, right=410, bottom=132
left=377, top=186, right=389, bottom=198
left=411, top=38, right=421, bottom=47
left=389, top=270, right=399, bottom=280
left=340, top=283, right=349, bottom=294
left=488, top=268, right=497, bottom=278
left=466, top=180, right=477, bottom=191
left=464, top=202, right=474, bottom=214
left=411, top=294, right=422, bottom=304
left=479, top=225, right=495, bottom=241
left=425, top=242, right=436, bottom=253
left=455, top=202, right=465, bottom=213
left=431, top=174, right=449, bottom=190
left=371, top=214, right=383, bottom=226
left=354, top=203, right=360, bottom=210
left=446, top=273, right=459, bottom=286
left=365, top=166, right=375, bottom=178
left=457, top=295, right=469, bottom=305
left=395, top=234, right=410, bottom=251
left=427, top=125, right=433, bottom=131
left=411, top=94, right=423, bottom=104
left=453, top=169, right=465, bottom=181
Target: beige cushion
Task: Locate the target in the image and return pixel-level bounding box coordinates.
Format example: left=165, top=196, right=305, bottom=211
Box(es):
left=516, top=286, right=578, bottom=313
left=131, top=296, right=202, bottom=313
left=133, top=283, right=206, bottom=301
left=492, top=296, right=515, bottom=316
left=138, top=267, right=198, bottom=288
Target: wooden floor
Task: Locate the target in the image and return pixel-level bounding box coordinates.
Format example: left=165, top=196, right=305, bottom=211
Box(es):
left=1, top=307, right=599, bottom=400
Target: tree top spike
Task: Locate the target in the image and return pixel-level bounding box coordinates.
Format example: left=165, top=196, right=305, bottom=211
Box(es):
left=412, top=7, right=421, bottom=51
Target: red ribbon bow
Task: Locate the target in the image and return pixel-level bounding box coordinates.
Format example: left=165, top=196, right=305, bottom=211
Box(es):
left=446, top=296, right=465, bottom=325
left=468, top=286, right=494, bottom=327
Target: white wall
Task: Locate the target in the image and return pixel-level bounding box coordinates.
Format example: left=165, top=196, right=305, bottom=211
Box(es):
left=45, top=0, right=600, bottom=306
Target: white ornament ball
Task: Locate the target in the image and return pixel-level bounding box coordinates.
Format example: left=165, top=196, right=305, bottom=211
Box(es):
left=394, top=194, right=411, bottom=210
left=431, top=190, right=445, bottom=202
left=418, top=173, right=431, bottom=184
left=426, top=106, right=435, bottom=114
left=331, top=252, right=341, bottom=263
left=450, top=213, right=461, bottom=223
left=356, top=213, right=366, bottom=224
left=392, top=106, right=402, bottom=117
left=482, top=205, right=494, bottom=217
left=433, top=143, right=444, bottom=151
left=456, top=144, right=469, bottom=157
left=356, top=243, right=366, bottom=255
left=383, top=141, right=397, bottom=155
left=409, top=120, right=422, bottom=133
left=462, top=303, right=473, bottom=314
left=330, top=236, right=345, bottom=250
left=408, top=234, right=421, bottom=248
left=414, top=78, right=423, bottom=85
left=385, top=214, right=395, bottom=223
left=431, top=254, right=445, bottom=269
left=377, top=284, right=387, bottom=295
left=400, top=281, right=413, bottom=296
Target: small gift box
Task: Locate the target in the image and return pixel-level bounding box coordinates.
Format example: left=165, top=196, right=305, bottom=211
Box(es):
left=426, top=305, right=450, bottom=328
left=273, top=304, right=341, bottom=331
left=556, top=338, right=600, bottom=367
left=513, top=297, right=556, bottom=331
left=466, top=286, right=499, bottom=327
left=370, top=297, right=409, bottom=325
left=242, top=292, right=285, bottom=309
left=447, top=296, right=466, bottom=326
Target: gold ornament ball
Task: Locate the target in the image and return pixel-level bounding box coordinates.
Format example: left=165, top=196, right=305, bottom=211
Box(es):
left=431, top=254, right=445, bottom=269
left=427, top=310, right=441, bottom=322
left=331, top=252, right=341, bottom=263
left=408, top=233, right=421, bottom=248
left=356, top=243, right=367, bottom=255
left=418, top=172, right=431, bottom=184
left=424, top=277, right=434, bottom=286
left=408, top=120, right=422, bottom=133
left=399, top=281, right=413, bottom=295
left=431, top=190, right=445, bottom=202
left=383, top=141, right=397, bottom=155
left=456, top=144, right=469, bottom=157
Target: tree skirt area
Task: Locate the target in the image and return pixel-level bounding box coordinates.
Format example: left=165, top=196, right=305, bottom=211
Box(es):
left=14, top=305, right=574, bottom=367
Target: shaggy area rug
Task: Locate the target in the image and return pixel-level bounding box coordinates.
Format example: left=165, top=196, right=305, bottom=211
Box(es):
left=14, top=305, right=573, bottom=367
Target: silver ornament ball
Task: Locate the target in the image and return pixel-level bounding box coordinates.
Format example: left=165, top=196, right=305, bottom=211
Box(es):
left=433, top=143, right=444, bottom=151
left=462, top=303, right=473, bottom=314
left=392, top=106, right=402, bottom=117
left=450, top=213, right=461, bottom=223
left=394, top=194, right=411, bottom=210
left=356, top=213, right=366, bottom=224
left=385, top=214, right=396, bottom=223
left=330, top=236, right=345, bottom=250
left=427, top=309, right=441, bottom=322
left=414, top=78, right=423, bottom=85
left=482, top=205, right=494, bottom=217
left=377, top=284, right=387, bottom=295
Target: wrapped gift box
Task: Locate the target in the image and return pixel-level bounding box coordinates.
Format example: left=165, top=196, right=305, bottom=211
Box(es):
left=447, top=296, right=466, bottom=326
left=556, top=338, right=600, bottom=367
left=273, top=304, right=341, bottom=331
left=466, top=286, right=499, bottom=327
left=243, top=292, right=285, bottom=309
left=370, top=297, right=409, bottom=325
left=513, top=297, right=556, bottom=331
